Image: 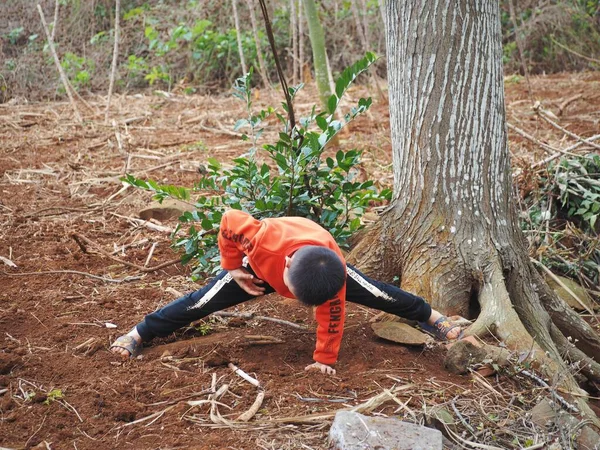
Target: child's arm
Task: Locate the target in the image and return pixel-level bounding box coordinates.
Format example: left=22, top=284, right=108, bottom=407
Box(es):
left=310, top=286, right=346, bottom=371
left=218, top=210, right=261, bottom=270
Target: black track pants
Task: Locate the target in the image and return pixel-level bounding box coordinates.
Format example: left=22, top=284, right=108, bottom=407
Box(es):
left=136, top=264, right=432, bottom=342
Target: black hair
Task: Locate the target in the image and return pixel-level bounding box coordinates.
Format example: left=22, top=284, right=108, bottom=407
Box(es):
left=288, top=246, right=346, bottom=306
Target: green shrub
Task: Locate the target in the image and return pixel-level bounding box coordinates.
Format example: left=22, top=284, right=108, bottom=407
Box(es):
left=522, top=153, right=600, bottom=285
left=60, top=52, right=94, bottom=90
left=124, top=53, right=390, bottom=278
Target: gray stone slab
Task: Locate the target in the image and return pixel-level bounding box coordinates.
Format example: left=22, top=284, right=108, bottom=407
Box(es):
left=329, top=411, right=443, bottom=450
left=371, top=322, right=432, bottom=346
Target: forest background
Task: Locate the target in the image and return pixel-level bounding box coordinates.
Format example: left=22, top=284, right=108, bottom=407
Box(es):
left=1, top=0, right=600, bottom=102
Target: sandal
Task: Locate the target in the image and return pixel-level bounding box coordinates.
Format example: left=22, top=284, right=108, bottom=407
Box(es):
left=418, top=316, right=463, bottom=341
left=109, top=335, right=141, bottom=357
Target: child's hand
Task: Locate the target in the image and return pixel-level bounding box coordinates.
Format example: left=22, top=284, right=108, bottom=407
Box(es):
left=228, top=267, right=266, bottom=296
left=305, top=361, right=336, bottom=376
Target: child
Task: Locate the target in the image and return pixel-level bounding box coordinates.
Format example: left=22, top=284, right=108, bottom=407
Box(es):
left=111, top=210, right=462, bottom=375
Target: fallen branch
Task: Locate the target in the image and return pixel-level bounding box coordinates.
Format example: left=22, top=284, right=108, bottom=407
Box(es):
left=112, top=238, right=149, bottom=255
left=70, top=232, right=180, bottom=273
left=507, top=123, right=564, bottom=155
left=1, top=270, right=141, bottom=284
left=534, top=104, right=600, bottom=151
left=0, top=256, right=16, bottom=268
left=260, top=383, right=416, bottom=424
left=117, top=405, right=175, bottom=428
left=236, top=390, right=265, bottom=422
left=109, top=213, right=173, bottom=233
left=558, top=94, right=583, bottom=116
left=228, top=362, right=260, bottom=387
left=214, top=311, right=307, bottom=330
left=242, top=335, right=284, bottom=345
left=532, top=134, right=600, bottom=168
left=144, top=242, right=158, bottom=267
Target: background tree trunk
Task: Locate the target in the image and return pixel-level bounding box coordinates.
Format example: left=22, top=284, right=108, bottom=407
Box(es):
left=232, top=0, right=248, bottom=75
left=350, top=0, right=600, bottom=422
left=350, top=0, right=368, bottom=52
left=298, top=0, right=305, bottom=82
left=302, top=0, right=332, bottom=108
left=105, top=0, right=120, bottom=123
left=290, top=0, right=298, bottom=84
left=246, top=0, right=270, bottom=88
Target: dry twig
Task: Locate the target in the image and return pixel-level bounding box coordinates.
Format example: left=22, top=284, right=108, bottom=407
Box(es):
left=2, top=269, right=141, bottom=284
left=70, top=232, right=179, bottom=273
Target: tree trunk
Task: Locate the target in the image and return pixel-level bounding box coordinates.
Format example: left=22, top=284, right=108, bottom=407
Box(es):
left=359, top=0, right=371, bottom=51
left=290, top=0, right=298, bottom=84
left=105, top=0, right=120, bottom=123
left=302, top=0, right=332, bottom=109
left=378, top=0, right=386, bottom=37
left=298, top=0, right=305, bottom=82
left=350, top=0, right=368, bottom=52
left=51, top=0, right=60, bottom=42
left=246, top=0, right=270, bottom=88
left=350, top=0, right=600, bottom=423
left=232, top=0, right=248, bottom=75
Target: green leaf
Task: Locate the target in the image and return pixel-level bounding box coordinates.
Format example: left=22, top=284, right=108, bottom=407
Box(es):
left=234, top=119, right=249, bottom=131
left=327, top=95, right=338, bottom=115
left=207, top=157, right=221, bottom=169
left=315, top=115, right=328, bottom=131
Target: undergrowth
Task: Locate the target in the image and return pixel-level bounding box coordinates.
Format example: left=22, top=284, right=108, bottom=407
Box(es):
left=1, top=1, right=599, bottom=101
left=521, top=153, right=600, bottom=290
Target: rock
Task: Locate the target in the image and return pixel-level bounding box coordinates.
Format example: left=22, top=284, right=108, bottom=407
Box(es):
left=530, top=398, right=556, bottom=427
left=371, top=322, right=432, bottom=346
left=444, top=340, right=511, bottom=375
left=577, top=425, right=600, bottom=450
left=329, top=411, right=443, bottom=450
left=545, top=273, right=596, bottom=312
left=138, top=199, right=195, bottom=222
left=529, top=398, right=582, bottom=431
left=443, top=341, right=488, bottom=374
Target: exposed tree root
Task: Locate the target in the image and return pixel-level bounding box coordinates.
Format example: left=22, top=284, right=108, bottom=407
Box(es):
left=468, top=254, right=599, bottom=425
left=349, top=215, right=600, bottom=424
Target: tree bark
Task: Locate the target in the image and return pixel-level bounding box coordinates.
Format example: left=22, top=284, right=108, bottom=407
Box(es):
left=350, top=0, right=600, bottom=423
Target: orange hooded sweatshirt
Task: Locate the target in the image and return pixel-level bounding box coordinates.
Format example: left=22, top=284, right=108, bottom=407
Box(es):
left=218, top=210, right=346, bottom=365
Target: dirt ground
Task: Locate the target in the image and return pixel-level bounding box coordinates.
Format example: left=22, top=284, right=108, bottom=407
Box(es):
left=1, top=74, right=600, bottom=450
